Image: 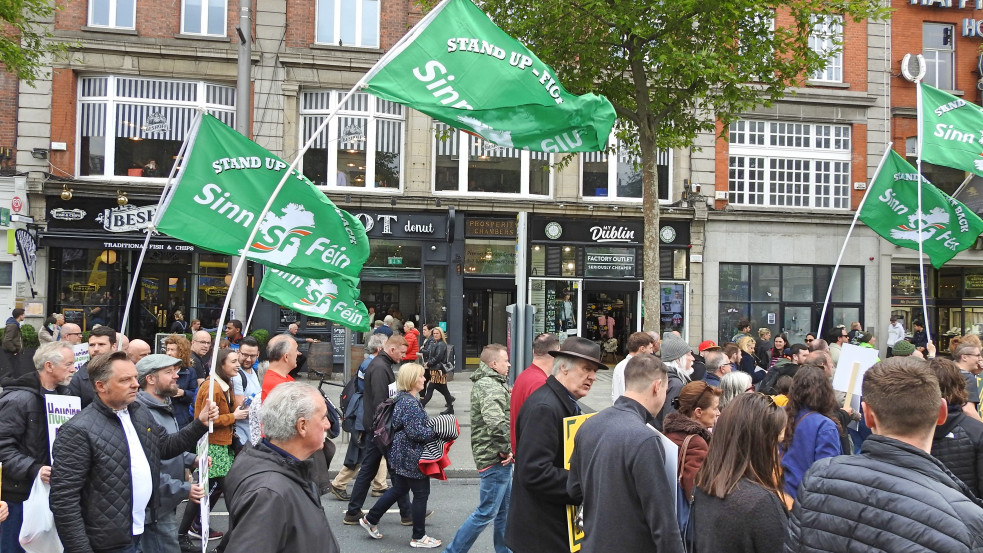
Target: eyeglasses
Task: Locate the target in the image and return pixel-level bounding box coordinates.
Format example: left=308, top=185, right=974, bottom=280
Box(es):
left=756, top=392, right=778, bottom=407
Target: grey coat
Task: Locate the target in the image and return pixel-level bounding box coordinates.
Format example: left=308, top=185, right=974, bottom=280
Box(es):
left=135, top=391, right=195, bottom=512
left=568, top=396, right=684, bottom=553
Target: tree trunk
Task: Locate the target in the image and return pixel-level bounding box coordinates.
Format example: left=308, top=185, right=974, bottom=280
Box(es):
left=640, top=131, right=661, bottom=335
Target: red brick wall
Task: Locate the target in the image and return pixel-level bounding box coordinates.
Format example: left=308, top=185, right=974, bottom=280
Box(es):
left=49, top=69, right=77, bottom=178
left=56, top=0, right=240, bottom=42
left=0, top=67, right=18, bottom=167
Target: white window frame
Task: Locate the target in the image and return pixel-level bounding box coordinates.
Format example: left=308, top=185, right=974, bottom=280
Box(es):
left=809, top=14, right=843, bottom=83
left=431, top=124, right=554, bottom=198
left=87, top=0, right=136, bottom=29
left=315, top=0, right=380, bottom=48
left=300, top=90, right=405, bottom=192
left=728, top=119, right=851, bottom=209
left=579, top=136, right=672, bottom=204
left=924, top=22, right=955, bottom=91
left=76, top=75, right=236, bottom=181
left=181, top=0, right=228, bottom=36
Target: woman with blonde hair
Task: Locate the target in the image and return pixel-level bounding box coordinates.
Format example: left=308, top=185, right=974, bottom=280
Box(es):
left=361, top=363, right=440, bottom=548
left=735, top=335, right=759, bottom=380
left=422, top=327, right=455, bottom=414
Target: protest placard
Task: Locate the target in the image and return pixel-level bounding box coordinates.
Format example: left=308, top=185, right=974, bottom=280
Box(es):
left=46, top=395, right=81, bottom=458
left=832, top=343, right=880, bottom=412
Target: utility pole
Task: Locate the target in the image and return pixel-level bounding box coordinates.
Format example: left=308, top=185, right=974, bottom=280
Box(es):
left=228, top=2, right=252, bottom=322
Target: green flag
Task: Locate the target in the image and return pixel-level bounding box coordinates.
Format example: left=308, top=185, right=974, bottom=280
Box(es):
left=859, top=150, right=983, bottom=268
left=259, top=268, right=370, bottom=331
left=920, top=82, right=983, bottom=177
left=362, top=0, right=615, bottom=153
left=157, top=114, right=369, bottom=280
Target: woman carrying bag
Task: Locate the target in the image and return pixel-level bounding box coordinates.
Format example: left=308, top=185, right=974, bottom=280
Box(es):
left=421, top=327, right=455, bottom=415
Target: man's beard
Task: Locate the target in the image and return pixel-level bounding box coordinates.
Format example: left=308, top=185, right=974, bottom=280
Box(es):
left=156, top=383, right=179, bottom=398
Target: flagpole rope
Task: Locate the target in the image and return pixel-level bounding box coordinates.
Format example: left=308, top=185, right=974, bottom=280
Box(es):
left=118, top=111, right=205, bottom=340
left=915, top=81, right=933, bottom=345
left=819, top=145, right=894, bottom=335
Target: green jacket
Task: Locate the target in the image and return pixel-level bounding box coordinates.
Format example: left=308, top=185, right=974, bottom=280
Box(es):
left=470, top=361, right=512, bottom=470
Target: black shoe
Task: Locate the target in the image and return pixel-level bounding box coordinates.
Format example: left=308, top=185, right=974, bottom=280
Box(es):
left=448, top=396, right=456, bottom=404
left=440, top=407, right=454, bottom=415
left=344, top=510, right=366, bottom=525
left=179, top=535, right=197, bottom=553
left=329, top=485, right=350, bottom=501
left=401, top=509, right=435, bottom=526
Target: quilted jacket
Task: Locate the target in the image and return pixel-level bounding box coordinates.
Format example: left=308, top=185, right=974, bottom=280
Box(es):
left=933, top=402, right=983, bottom=499
left=786, top=434, right=983, bottom=553
left=469, top=362, right=511, bottom=469
left=0, top=371, right=70, bottom=502
left=386, top=391, right=435, bottom=479
left=50, top=397, right=207, bottom=553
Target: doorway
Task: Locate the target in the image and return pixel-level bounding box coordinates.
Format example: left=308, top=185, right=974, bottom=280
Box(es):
left=134, top=254, right=192, bottom=340
left=464, top=286, right=515, bottom=360
left=582, top=280, right=639, bottom=356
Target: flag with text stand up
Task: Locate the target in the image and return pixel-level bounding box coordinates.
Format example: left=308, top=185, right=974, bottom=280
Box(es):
left=258, top=268, right=371, bottom=331
left=156, top=114, right=370, bottom=280
left=920, top=82, right=983, bottom=178
left=362, top=0, right=616, bottom=153
left=859, top=150, right=983, bottom=268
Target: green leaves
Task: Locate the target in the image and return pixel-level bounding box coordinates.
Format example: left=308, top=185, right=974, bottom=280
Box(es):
left=0, top=0, right=72, bottom=86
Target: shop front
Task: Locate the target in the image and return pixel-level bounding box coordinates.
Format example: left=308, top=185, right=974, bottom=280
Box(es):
left=463, top=216, right=517, bottom=360
left=40, top=196, right=241, bottom=340
left=527, top=216, right=692, bottom=353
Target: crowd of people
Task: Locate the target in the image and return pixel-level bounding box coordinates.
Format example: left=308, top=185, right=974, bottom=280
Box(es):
left=5, top=308, right=983, bottom=553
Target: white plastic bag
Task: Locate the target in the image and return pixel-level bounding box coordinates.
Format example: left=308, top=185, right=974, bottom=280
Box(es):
left=19, top=473, right=63, bottom=553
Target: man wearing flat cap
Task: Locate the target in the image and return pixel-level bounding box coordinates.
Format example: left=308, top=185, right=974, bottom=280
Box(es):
left=134, top=354, right=200, bottom=553
left=505, top=337, right=607, bottom=553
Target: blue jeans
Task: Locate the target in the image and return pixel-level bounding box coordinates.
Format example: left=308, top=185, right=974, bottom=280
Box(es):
left=367, top=473, right=431, bottom=540
left=140, top=510, right=178, bottom=553
left=0, top=501, right=24, bottom=553
left=444, top=463, right=512, bottom=553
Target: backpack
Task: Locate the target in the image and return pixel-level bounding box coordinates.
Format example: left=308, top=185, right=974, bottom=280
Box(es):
left=371, top=395, right=401, bottom=450
left=339, top=369, right=364, bottom=417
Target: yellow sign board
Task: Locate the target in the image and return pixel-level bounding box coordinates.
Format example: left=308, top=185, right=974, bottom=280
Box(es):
left=563, top=413, right=595, bottom=553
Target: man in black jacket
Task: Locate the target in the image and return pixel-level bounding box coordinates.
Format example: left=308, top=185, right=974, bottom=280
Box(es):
left=787, top=357, right=983, bottom=552
left=50, top=351, right=218, bottom=553
left=67, top=325, right=117, bottom=408
left=223, top=382, right=340, bottom=552
left=344, top=335, right=413, bottom=524
left=0, top=341, right=76, bottom=553
left=506, top=337, right=607, bottom=553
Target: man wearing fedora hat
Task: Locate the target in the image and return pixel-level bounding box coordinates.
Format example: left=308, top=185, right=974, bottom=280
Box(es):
left=506, top=337, right=607, bottom=553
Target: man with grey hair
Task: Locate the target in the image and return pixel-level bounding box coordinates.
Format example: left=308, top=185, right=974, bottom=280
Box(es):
left=569, top=354, right=682, bottom=552
left=0, top=341, right=76, bottom=552
left=373, top=315, right=394, bottom=338
left=701, top=350, right=731, bottom=387
left=223, top=382, right=340, bottom=552
left=260, top=333, right=300, bottom=401
left=507, top=337, right=607, bottom=553
left=646, top=331, right=662, bottom=355
left=50, top=351, right=217, bottom=553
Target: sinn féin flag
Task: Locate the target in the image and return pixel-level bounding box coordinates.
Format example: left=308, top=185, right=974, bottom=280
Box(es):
left=258, top=268, right=370, bottom=331
left=920, top=82, right=983, bottom=178
left=859, top=150, right=983, bottom=269
left=156, top=114, right=369, bottom=280
left=362, top=0, right=616, bottom=153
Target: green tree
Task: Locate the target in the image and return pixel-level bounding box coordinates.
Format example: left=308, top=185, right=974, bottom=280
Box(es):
left=0, top=0, right=71, bottom=86
left=478, top=0, right=888, bottom=332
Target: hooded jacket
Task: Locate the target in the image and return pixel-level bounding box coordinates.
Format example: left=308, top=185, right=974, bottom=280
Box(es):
left=932, top=402, right=983, bottom=499
left=663, top=412, right=712, bottom=501
left=223, top=440, right=340, bottom=553
left=786, top=434, right=983, bottom=553
left=3, top=316, right=21, bottom=354
left=135, top=390, right=195, bottom=512
left=470, top=361, right=511, bottom=469
left=50, top=397, right=207, bottom=553
left=404, top=328, right=420, bottom=361
left=0, top=371, right=70, bottom=502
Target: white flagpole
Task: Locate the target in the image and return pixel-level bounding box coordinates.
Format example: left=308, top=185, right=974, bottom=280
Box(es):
left=118, top=111, right=204, bottom=341
left=818, top=145, right=894, bottom=334
left=243, top=276, right=262, bottom=334
left=915, top=80, right=933, bottom=345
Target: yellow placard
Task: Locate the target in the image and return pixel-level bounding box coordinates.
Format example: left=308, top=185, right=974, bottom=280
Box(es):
left=563, top=413, right=595, bottom=553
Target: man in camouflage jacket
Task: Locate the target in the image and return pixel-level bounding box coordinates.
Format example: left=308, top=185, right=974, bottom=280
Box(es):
left=444, top=344, right=513, bottom=553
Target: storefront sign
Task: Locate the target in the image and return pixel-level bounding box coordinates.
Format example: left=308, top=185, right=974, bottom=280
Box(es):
left=967, top=274, right=983, bottom=289
left=0, top=208, right=10, bottom=227
left=891, top=272, right=923, bottom=296
left=466, top=218, right=517, bottom=238
left=49, top=208, right=86, bottom=221
left=584, top=248, right=635, bottom=278
left=353, top=212, right=447, bottom=240
left=96, top=204, right=156, bottom=232
left=530, top=217, right=648, bottom=246
left=69, top=283, right=98, bottom=293
left=145, top=111, right=170, bottom=134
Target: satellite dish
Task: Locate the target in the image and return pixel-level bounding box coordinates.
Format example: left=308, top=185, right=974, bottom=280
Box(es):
left=900, top=53, right=926, bottom=82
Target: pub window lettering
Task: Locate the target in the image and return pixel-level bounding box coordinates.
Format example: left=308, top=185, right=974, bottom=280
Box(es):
left=88, top=0, right=135, bottom=28
left=78, top=76, right=236, bottom=180
left=300, top=90, right=404, bottom=191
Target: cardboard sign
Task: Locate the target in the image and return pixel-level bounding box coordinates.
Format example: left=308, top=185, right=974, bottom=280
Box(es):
left=46, top=395, right=82, bottom=458
left=563, top=413, right=595, bottom=553
left=73, top=343, right=90, bottom=371
left=832, top=343, right=880, bottom=412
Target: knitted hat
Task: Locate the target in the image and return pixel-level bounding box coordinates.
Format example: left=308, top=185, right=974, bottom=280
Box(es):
left=892, top=340, right=915, bottom=356
left=859, top=331, right=873, bottom=344
left=660, top=337, right=692, bottom=363
left=136, top=354, right=182, bottom=384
